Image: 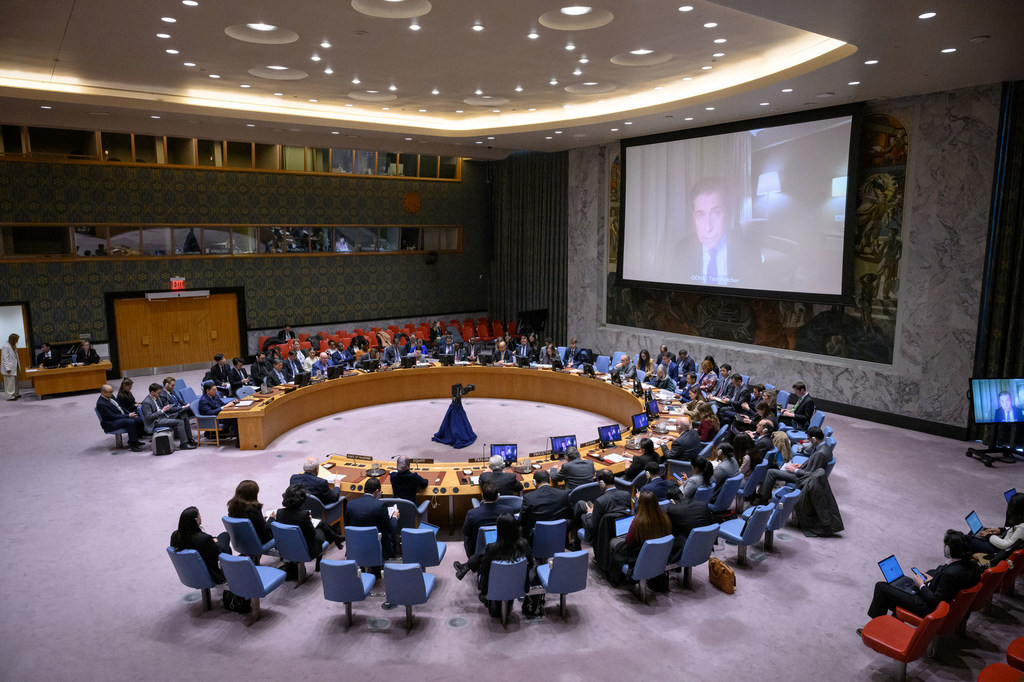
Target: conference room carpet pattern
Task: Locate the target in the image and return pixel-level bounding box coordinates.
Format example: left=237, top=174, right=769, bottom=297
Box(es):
left=0, top=368, right=1020, bottom=681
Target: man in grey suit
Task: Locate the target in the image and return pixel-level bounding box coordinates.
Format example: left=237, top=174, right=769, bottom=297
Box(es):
left=614, top=353, right=636, bottom=380
left=550, top=446, right=596, bottom=492
left=754, top=426, right=831, bottom=504
left=140, top=382, right=197, bottom=449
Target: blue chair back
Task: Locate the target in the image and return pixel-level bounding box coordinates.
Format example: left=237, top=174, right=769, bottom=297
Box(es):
left=738, top=461, right=769, bottom=499
left=222, top=516, right=274, bottom=558
left=304, top=495, right=345, bottom=527
left=391, top=498, right=422, bottom=530
left=614, top=476, right=636, bottom=495
left=767, top=489, right=800, bottom=532
left=568, top=481, right=602, bottom=506
left=776, top=390, right=791, bottom=408
left=385, top=563, right=433, bottom=606
left=532, top=519, right=567, bottom=559
left=321, top=559, right=374, bottom=604
left=180, top=387, right=198, bottom=403
left=545, top=550, right=589, bottom=595
left=497, top=495, right=523, bottom=513
left=825, top=457, right=837, bottom=477
left=175, top=378, right=187, bottom=390
left=401, top=527, right=445, bottom=568
left=476, top=524, right=497, bottom=555
left=809, top=411, right=826, bottom=430
left=693, top=485, right=714, bottom=504
left=611, top=351, right=624, bottom=368
left=825, top=436, right=837, bottom=451
left=345, top=526, right=384, bottom=568
left=236, top=385, right=256, bottom=399
left=595, top=355, right=610, bottom=374
left=166, top=547, right=216, bottom=589
left=765, top=447, right=781, bottom=468
left=486, top=559, right=528, bottom=602
left=191, top=398, right=216, bottom=428
left=94, top=407, right=126, bottom=436
left=630, top=535, right=674, bottom=581
left=741, top=374, right=749, bottom=385
left=709, top=473, right=743, bottom=513
left=677, top=524, right=720, bottom=568
left=219, top=553, right=282, bottom=598
left=636, top=369, right=646, bottom=383
left=740, top=504, right=775, bottom=544
left=823, top=426, right=834, bottom=438
left=270, top=521, right=316, bottom=563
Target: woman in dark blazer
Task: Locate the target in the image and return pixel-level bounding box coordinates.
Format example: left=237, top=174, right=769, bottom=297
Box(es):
left=226, top=480, right=275, bottom=543
left=275, top=484, right=344, bottom=553
left=476, top=513, right=539, bottom=617
left=170, top=506, right=232, bottom=584
left=116, top=377, right=138, bottom=414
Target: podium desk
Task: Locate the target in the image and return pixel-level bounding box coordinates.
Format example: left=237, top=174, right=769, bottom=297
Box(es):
left=25, top=361, right=111, bottom=398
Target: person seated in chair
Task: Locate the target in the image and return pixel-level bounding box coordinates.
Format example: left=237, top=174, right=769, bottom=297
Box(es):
left=549, top=445, right=595, bottom=492
left=753, top=426, right=830, bottom=504
left=460, top=482, right=515, bottom=557
left=652, top=366, right=676, bottom=392
left=35, top=342, right=59, bottom=368
left=493, top=340, right=514, bottom=365
left=159, top=377, right=191, bottom=418
left=518, top=469, right=570, bottom=540
left=198, top=380, right=239, bottom=439
left=95, top=384, right=146, bottom=451
left=228, top=357, right=252, bottom=395
left=355, top=347, right=381, bottom=371
left=436, top=332, right=459, bottom=358
left=571, top=469, right=631, bottom=546
left=668, top=417, right=702, bottom=463
left=210, top=353, right=231, bottom=389
left=170, top=506, right=232, bottom=584
left=638, top=462, right=680, bottom=501
left=344, top=477, right=398, bottom=559
left=390, top=455, right=429, bottom=503
left=282, top=351, right=304, bottom=381
left=514, top=335, right=532, bottom=360
left=562, top=338, right=582, bottom=368
left=226, top=479, right=276, bottom=545
left=72, top=340, right=101, bottom=365
left=140, top=382, right=197, bottom=449
left=623, top=438, right=658, bottom=482
left=609, top=491, right=672, bottom=587
left=383, top=336, right=405, bottom=366
left=249, top=351, right=272, bottom=386
left=780, top=381, right=815, bottom=430
left=266, top=359, right=288, bottom=387
left=453, top=513, right=541, bottom=618
left=289, top=456, right=342, bottom=505
left=310, top=352, right=334, bottom=378
left=479, top=454, right=524, bottom=495
left=276, top=484, right=343, bottom=559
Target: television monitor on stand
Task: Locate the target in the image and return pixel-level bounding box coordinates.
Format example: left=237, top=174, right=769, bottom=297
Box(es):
left=490, top=443, right=518, bottom=467
left=631, top=412, right=649, bottom=434
left=966, top=377, right=1024, bottom=466
left=550, top=434, right=577, bottom=457
left=597, top=424, right=621, bottom=448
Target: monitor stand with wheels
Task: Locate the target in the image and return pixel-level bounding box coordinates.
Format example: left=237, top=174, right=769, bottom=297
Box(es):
left=966, top=423, right=1021, bottom=467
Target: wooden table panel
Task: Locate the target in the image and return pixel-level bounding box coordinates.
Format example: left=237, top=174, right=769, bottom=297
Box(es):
left=25, top=361, right=112, bottom=397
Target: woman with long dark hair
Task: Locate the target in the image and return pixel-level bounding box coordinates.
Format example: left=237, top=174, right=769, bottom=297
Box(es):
left=227, top=480, right=275, bottom=544
left=116, top=377, right=138, bottom=413
left=610, top=491, right=672, bottom=585
left=636, top=349, right=654, bottom=378
left=275, top=484, right=344, bottom=555
left=969, top=492, right=1024, bottom=559
left=679, top=456, right=715, bottom=499
left=477, top=513, right=539, bottom=617
left=170, top=506, right=232, bottom=583
left=734, top=432, right=764, bottom=476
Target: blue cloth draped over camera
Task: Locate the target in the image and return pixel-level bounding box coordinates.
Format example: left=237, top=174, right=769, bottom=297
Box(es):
left=432, top=399, right=477, bottom=448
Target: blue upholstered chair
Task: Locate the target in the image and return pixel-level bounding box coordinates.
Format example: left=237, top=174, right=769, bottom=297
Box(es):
left=391, top=497, right=430, bottom=531
left=594, top=355, right=610, bottom=374
left=235, top=385, right=257, bottom=399
left=736, top=461, right=769, bottom=512
left=775, top=390, right=791, bottom=410
left=636, top=369, right=646, bottom=384
left=532, top=519, right=567, bottom=560
left=673, top=524, right=720, bottom=589
left=190, top=398, right=220, bottom=446
left=497, top=495, right=523, bottom=513
left=166, top=547, right=217, bottom=611
left=693, top=485, right=714, bottom=505
left=222, top=516, right=275, bottom=564
left=95, top=407, right=129, bottom=449
left=610, top=351, right=624, bottom=368
left=744, top=488, right=801, bottom=552
left=321, top=559, right=375, bottom=626
left=304, top=494, right=345, bottom=529
left=622, top=534, right=674, bottom=603
left=719, top=503, right=774, bottom=565
left=536, top=549, right=589, bottom=617
left=485, top=558, right=528, bottom=628
left=384, top=562, right=436, bottom=631
left=270, top=521, right=328, bottom=586
left=567, top=482, right=602, bottom=506
left=345, top=526, right=383, bottom=570
left=475, top=524, right=497, bottom=555
left=218, top=553, right=287, bottom=623
left=401, top=527, right=446, bottom=569
left=709, top=473, right=744, bottom=514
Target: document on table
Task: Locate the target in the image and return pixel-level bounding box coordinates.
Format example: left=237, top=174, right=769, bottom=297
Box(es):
left=603, top=454, right=627, bottom=463
left=235, top=400, right=254, bottom=407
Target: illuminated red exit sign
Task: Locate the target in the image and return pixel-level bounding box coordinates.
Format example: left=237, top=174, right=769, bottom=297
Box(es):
left=170, top=278, right=186, bottom=291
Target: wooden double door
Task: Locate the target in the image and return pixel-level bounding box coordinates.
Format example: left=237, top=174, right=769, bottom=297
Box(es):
left=114, top=293, right=241, bottom=371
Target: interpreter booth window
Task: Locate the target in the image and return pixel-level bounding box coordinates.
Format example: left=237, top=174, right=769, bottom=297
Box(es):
left=166, top=137, right=195, bottom=165
left=196, top=139, right=223, bottom=167
left=352, top=150, right=376, bottom=175
left=309, top=226, right=332, bottom=252
left=0, top=125, right=24, bottom=155
left=282, top=146, right=305, bottom=171
left=100, top=132, right=132, bottom=163
left=419, top=155, right=439, bottom=178
left=202, top=227, right=231, bottom=254
left=354, top=227, right=379, bottom=251
left=307, top=147, right=329, bottom=173
left=1, top=225, right=73, bottom=256
left=422, top=227, right=459, bottom=252
left=439, top=156, right=459, bottom=179
left=334, top=228, right=358, bottom=252
left=133, top=135, right=165, bottom=164
left=27, top=127, right=97, bottom=160
left=260, top=226, right=309, bottom=253
left=377, top=227, right=399, bottom=252
left=107, top=227, right=142, bottom=256
left=231, top=226, right=260, bottom=255
left=331, top=148, right=353, bottom=174
left=141, top=226, right=173, bottom=256
left=225, top=141, right=252, bottom=169
left=74, top=225, right=107, bottom=257
left=400, top=228, right=420, bottom=250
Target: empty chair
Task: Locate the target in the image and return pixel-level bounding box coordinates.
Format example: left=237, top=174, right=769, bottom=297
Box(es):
left=166, top=547, right=218, bottom=611
left=345, top=526, right=384, bottom=570
left=485, top=558, right=528, bottom=627
left=719, top=503, right=774, bottom=565
left=567, top=482, right=602, bottom=506
left=496, top=495, right=523, bottom=513
left=736, top=461, right=769, bottom=512
left=748, top=488, right=800, bottom=552
left=709, top=473, right=744, bottom=515
left=270, top=521, right=328, bottom=586
left=536, top=550, right=589, bottom=617
left=222, top=516, right=275, bottom=564
left=594, top=355, right=610, bottom=374
left=321, top=559, right=375, bottom=627
left=621, top=534, right=674, bottom=603
left=218, top=553, right=287, bottom=624
left=977, top=663, right=1024, bottom=681
left=401, top=527, right=446, bottom=569
left=1002, top=548, right=1024, bottom=596
left=971, top=561, right=1009, bottom=616
left=236, top=385, right=256, bottom=399
left=673, top=524, right=720, bottom=589
left=391, top=497, right=430, bottom=530
left=861, top=601, right=949, bottom=682
left=532, top=519, right=568, bottom=560
left=383, top=562, right=436, bottom=631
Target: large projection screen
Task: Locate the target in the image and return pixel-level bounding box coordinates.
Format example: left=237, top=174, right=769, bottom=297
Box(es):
left=618, top=106, right=860, bottom=304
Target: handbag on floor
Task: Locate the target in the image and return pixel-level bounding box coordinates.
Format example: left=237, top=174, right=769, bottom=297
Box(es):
left=709, top=556, right=736, bottom=594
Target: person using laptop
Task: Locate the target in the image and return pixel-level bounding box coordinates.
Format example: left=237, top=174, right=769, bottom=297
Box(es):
left=860, top=530, right=981, bottom=632
left=967, top=492, right=1024, bottom=559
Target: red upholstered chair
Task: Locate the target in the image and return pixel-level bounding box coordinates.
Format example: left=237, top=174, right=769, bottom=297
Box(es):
left=387, top=325, right=400, bottom=333
left=257, top=335, right=270, bottom=351
left=972, top=561, right=1009, bottom=616
left=1002, top=549, right=1024, bottom=596
left=352, top=329, right=366, bottom=336
left=492, top=321, right=504, bottom=338
left=977, top=662, right=1024, bottom=681
left=506, top=321, right=517, bottom=336
left=298, top=332, right=310, bottom=342
left=1007, top=635, right=1024, bottom=670
left=896, top=581, right=980, bottom=641
left=476, top=317, right=488, bottom=329
left=370, top=327, right=382, bottom=333
left=861, top=601, right=949, bottom=682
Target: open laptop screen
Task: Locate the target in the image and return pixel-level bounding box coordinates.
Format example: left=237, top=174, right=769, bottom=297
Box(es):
left=878, top=555, right=904, bottom=584
left=965, top=511, right=983, bottom=535
left=615, top=515, right=635, bottom=538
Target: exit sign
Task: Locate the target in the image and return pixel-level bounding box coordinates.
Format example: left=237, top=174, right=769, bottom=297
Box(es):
left=170, top=278, right=185, bottom=291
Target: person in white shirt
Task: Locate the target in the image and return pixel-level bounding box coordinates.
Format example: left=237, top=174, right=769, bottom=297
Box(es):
left=2, top=333, right=20, bottom=400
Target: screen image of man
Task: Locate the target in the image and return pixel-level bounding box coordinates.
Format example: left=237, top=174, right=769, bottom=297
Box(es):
left=679, top=178, right=760, bottom=287
left=993, top=390, right=1024, bottom=422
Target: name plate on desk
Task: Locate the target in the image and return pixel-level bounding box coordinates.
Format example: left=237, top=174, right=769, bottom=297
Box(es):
left=468, top=457, right=490, bottom=463
left=580, top=438, right=600, bottom=448
left=346, top=453, right=373, bottom=461
left=529, top=449, right=552, bottom=458
left=408, top=457, right=434, bottom=464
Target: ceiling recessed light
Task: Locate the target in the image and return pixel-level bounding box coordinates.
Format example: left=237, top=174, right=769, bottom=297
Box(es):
left=156, top=33, right=170, bottom=39
left=183, top=61, right=196, bottom=67
left=545, top=136, right=552, bottom=139
left=320, top=40, right=332, bottom=48
left=475, top=140, right=482, bottom=144
left=409, top=23, right=420, bottom=30
left=759, top=102, right=769, bottom=106
left=684, top=116, right=693, bottom=121
left=782, top=88, right=793, bottom=92
left=418, top=108, right=427, bottom=112
left=864, top=59, right=878, bottom=65
left=565, top=42, right=575, bottom=51
left=713, top=52, right=725, bottom=57
left=583, top=81, right=598, bottom=86
left=848, top=81, right=860, bottom=85
left=549, top=78, right=558, bottom=85
left=514, top=85, right=523, bottom=92
left=474, top=89, right=483, bottom=95
left=578, top=56, right=589, bottom=64
left=240, top=84, right=251, bottom=88
left=472, top=23, right=484, bottom=31
left=701, top=65, right=712, bottom=70
left=352, top=77, right=360, bottom=84
left=703, top=22, right=717, bottom=28
left=431, top=88, right=439, bottom=95
left=150, top=114, right=160, bottom=118
left=682, top=76, right=692, bottom=81
left=161, top=17, right=177, bottom=23
left=366, top=90, right=379, bottom=93
left=40, top=105, right=52, bottom=109
left=406, top=137, right=413, bottom=141
left=561, top=6, right=592, bottom=16
left=324, top=67, right=333, bottom=74
left=382, top=107, right=389, bottom=110
left=309, top=98, right=318, bottom=102
left=918, top=11, right=936, bottom=19
left=388, top=84, right=397, bottom=91
left=528, top=108, right=536, bottom=111
left=487, top=136, right=495, bottom=140
left=528, top=31, right=539, bottom=39
left=705, top=106, right=715, bottom=110
left=274, top=92, right=283, bottom=95
left=344, top=103, right=353, bottom=107
left=941, top=47, right=956, bottom=53
left=610, top=128, right=618, bottom=131
left=267, top=65, right=287, bottom=70
left=654, top=86, right=663, bottom=90
left=246, top=23, right=276, bottom=31
left=492, top=109, right=500, bottom=113
left=165, top=49, right=179, bottom=54
left=574, top=68, right=582, bottom=76
left=679, top=5, right=694, bottom=11
left=332, top=131, right=340, bottom=134
left=245, top=123, right=255, bottom=127
left=714, top=38, right=727, bottom=44
left=555, top=130, right=562, bottom=134
left=456, top=109, right=464, bottom=113
left=630, top=49, right=653, bottom=55
left=182, top=0, right=198, bottom=5
left=311, top=54, right=321, bottom=61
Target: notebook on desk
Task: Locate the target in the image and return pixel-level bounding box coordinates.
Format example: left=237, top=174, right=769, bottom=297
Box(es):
left=878, top=555, right=916, bottom=593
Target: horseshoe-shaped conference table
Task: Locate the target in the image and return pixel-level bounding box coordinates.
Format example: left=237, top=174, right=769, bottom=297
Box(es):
left=221, top=365, right=684, bottom=527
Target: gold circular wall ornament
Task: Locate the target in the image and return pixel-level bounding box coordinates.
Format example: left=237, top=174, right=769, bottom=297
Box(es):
left=403, top=192, right=421, bottom=214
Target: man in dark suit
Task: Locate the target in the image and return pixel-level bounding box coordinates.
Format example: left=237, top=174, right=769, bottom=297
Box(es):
left=550, top=446, right=596, bottom=492
left=436, top=332, right=458, bottom=358
left=717, top=374, right=752, bottom=424
left=781, top=381, right=816, bottom=430
left=210, top=353, right=231, bottom=388
left=139, top=382, right=196, bottom=449
left=993, top=391, right=1024, bottom=422
left=573, top=469, right=631, bottom=545
left=514, top=335, right=532, bottom=360
left=278, top=325, right=296, bottom=341
left=229, top=357, right=252, bottom=395
left=755, top=426, right=831, bottom=504
left=666, top=494, right=714, bottom=540
left=677, top=177, right=762, bottom=288
left=562, top=338, right=582, bottom=368
left=519, top=470, right=570, bottom=538
left=197, top=380, right=239, bottom=438
left=310, top=352, right=334, bottom=377
left=383, top=337, right=405, bottom=366
left=639, top=462, right=680, bottom=500
left=390, top=456, right=428, bottom=503
left=754, top=420, right=777, bottom=461
left=493, top=340, right=514, bottom=365
left=250, top=351, right=272, bottom=386
left=35, top=342, right=59, bottom=368
left=264, top=359, right=287, bottom=386
left=479, top=455, right=524, bottom=495
left=677, top=349, right=696, bottom=376
left=345, top=477, right=398, bottom=559
left=289, top=456, right=341, bottom=504
left=159, top=377, right=191, bottom=418
left=72, top=340, right=101, bottom=365
left=459, top=482, right=513, bottom=557
left=669, top=417, right=702, bottom=462
left=95, top=384, right=146, bottom=451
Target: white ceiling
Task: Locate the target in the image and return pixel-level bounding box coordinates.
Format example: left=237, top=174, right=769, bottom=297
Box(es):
left=0, top=0, right=1022, bottom=160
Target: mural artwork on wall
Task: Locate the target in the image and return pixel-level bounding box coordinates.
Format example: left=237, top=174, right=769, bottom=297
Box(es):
left=606, top=113, right=907, bottom=364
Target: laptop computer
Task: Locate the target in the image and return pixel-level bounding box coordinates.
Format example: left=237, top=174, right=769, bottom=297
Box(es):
left=615, top=515, right=635, bottom=538
left=1007, top=488, right=1018, bottom=503
left=965, top=510, right=984, bottom=535
left=418, top=521, right=440, bottom=536
left=878, top=555, right=916, bottom=593
left=483, top=528, right=498, bottom=546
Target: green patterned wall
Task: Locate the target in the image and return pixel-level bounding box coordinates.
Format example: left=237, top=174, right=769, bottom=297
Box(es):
left=0, top=161, right=490, bottom=342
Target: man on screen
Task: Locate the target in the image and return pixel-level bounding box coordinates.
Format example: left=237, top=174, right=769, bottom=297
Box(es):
left=993, top=391, right=1024, bottom=422
left=680, top=178, right=760, bottom=287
